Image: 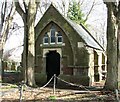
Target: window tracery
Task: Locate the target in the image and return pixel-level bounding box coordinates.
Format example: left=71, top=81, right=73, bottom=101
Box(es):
left=43, top=24, right=63, bottom=45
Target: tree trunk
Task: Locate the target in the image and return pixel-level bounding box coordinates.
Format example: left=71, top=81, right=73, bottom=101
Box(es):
left=22, top=20, right=28, bottom=83
left=118, top=23, right=120, bottom=89
left=117, top=1, right=120, bottom=89
left=14, top=0, right=38, bottom=86
left=27, top=1, right=36, bottom=86
left=104, top=3, right=118, bottom=90
left=0, top=47, right=3, bottom=82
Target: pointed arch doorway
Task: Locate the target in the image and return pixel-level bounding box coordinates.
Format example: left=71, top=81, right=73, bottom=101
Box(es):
left=46, top=50, right=60, bottom=82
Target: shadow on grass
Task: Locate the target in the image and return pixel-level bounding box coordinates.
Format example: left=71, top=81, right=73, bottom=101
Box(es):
left=1, top=99, right=79, bottom=102
left=1, top=99, right=117, bottom=102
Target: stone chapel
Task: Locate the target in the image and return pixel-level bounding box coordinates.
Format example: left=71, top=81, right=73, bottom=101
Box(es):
left=35, top=4, right=106, bottom=86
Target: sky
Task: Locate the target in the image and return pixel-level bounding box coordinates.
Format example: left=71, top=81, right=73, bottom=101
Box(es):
left=0, top=0, right=107, bottom=62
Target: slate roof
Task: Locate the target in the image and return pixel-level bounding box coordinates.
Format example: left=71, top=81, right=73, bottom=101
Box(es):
left=64, top=18, right=104, bottom=50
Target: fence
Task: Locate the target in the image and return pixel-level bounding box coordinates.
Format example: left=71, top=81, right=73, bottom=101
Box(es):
left=18, top=74, right=119, bottom=102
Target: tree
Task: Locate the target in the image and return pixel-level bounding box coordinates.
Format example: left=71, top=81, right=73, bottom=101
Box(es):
left=0, top=1, right=15, bottom=81
left=14, top=0, right=39, bottom=86
left=104, top=1, right=120, bottom=90
left=67, top=0, right=97, bottom=27
left=117, top=1, right=120, bottom=89
left=67, top=0, right=86, bottom=25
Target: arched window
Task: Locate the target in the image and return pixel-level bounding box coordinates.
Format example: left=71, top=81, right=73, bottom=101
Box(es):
left=50, top=25, right=56, bottom=44
left=43, top=24, right=63, bottom=45
left=57, top=31, right=63, bottom=44
left=43, top=32, right=49, bottom=44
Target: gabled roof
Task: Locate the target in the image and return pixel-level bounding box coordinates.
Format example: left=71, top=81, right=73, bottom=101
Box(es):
left=36, top=4, right=104, bottom=51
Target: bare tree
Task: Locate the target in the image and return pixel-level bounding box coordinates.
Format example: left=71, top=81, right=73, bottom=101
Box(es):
left=103, top=1, right=120, bottom=90
left=14, top=0, right=39, bottom=86
left=0, top=1, right=15, bottom=81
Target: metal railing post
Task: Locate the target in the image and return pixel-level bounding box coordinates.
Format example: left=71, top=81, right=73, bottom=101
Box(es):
left=53, top=74, right=56, bottom=95
left=19, top=81, right=24, bottom=102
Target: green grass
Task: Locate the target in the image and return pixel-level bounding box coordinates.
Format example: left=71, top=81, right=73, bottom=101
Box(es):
left=49, top=95, right=57, bottom=100
left=1, top=83, right=18, bottom=90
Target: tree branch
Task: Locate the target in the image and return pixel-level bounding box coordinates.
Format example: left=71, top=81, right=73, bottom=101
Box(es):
left=79, top=0, right=84, bottom=6
left=5, top=2, right=16, bottom=42
left=118, top=1, right=120, bottom=23
left=35, top=0, right=40, bottom=16
left=14, top=0, right=25, bottom=19
left=1, top=1, right=7, bottom=29
left=84, top=0, right=95, bottom=22
left=23, top=1, right=28, bottom=13
left=1, top=2, right=16, bottom=43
